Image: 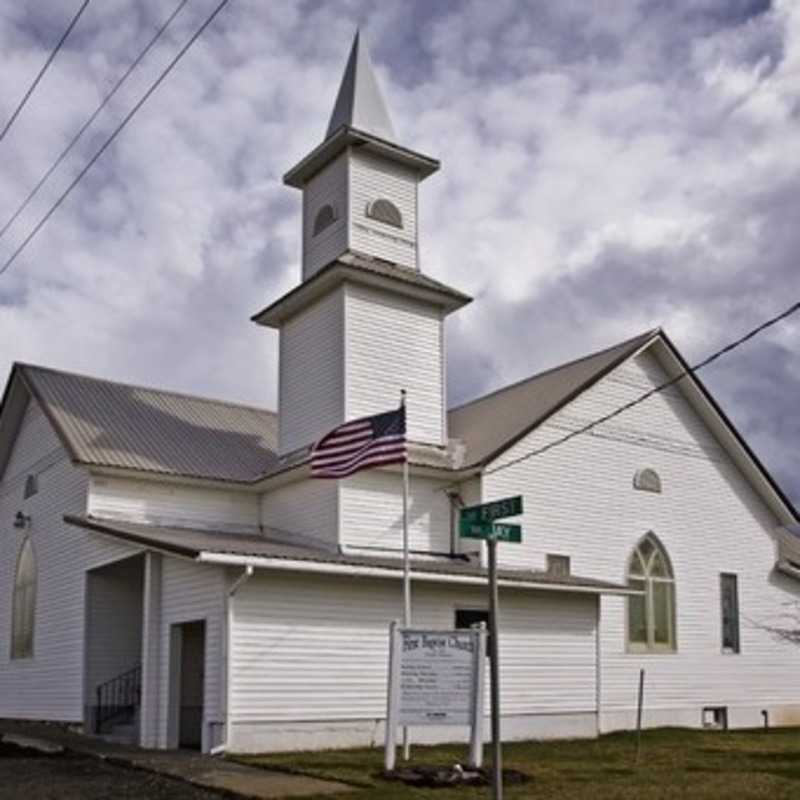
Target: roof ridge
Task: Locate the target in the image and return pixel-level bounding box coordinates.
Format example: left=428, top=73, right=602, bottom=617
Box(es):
left=16, top=361, right=277, bottom=417
left=448, top=328, right=660, bottom=414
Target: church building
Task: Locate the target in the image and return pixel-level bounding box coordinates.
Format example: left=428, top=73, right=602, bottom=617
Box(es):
left=1, top=33, right=799, bottom=754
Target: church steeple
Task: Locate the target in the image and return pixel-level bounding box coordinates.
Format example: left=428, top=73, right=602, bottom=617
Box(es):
left=258, top=34, right=470, bottom=457
left=326, top=30, right=396, bottom=142
left=283, top=31, right=440, bottom=280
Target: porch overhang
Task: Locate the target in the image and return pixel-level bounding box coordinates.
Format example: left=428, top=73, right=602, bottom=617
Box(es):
left=63, top=513, right=636, bottom=597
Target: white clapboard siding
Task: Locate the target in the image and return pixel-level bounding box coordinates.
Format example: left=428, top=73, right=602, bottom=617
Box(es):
left=349, top=149, right=417, bottom=269
left=303, top=152, right=348, bottom=279
left=228, top=572, right=596, bottom=734
left=157, top=557, right=226, bottom=747
left=88, top=475, right=259, bottom=533
left=260, top=478, right=338, bottom=549
left=483, top=348, right=800, bottom=729
left=344, top=283, right=444, bottom=445
left=0, top=399, right=136, bottom=722
left=279, top=288, right=345, bottom=454
left=339, top=469, right=452, bottom=553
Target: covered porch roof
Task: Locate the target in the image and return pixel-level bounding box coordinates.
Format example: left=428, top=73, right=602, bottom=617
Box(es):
left=65, top=514, right=637, bottom=597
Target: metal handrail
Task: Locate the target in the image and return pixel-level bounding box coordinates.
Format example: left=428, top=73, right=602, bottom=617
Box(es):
left=95, top=663, right=141, bottom=733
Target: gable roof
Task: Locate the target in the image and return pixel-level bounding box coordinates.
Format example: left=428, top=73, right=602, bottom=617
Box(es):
left=7, top=363, right=279, bottom=483
left=1, top=329, right=796, bottom=523
left=449, top=329, right=658, bottom=468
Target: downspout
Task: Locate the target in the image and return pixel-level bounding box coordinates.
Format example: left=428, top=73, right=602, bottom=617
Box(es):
left=445, top=489, right=464, bottom=556
left=595, top=595, right=602, bottom=736
left=210, top=564, right=254, bottom=756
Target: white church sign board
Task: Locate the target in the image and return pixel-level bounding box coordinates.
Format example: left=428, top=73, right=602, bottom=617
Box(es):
left=384, top=621, right=486, bottom=771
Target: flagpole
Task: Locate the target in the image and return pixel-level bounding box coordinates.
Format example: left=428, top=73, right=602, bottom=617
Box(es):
left=401, top=389, right=411, bottom=761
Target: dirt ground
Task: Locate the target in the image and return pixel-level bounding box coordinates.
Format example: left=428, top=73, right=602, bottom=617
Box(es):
left=0, top=740, right=227, bottom=800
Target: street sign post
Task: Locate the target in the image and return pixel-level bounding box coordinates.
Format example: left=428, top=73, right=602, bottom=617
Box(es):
left=458, top=496, right=523, bottom=800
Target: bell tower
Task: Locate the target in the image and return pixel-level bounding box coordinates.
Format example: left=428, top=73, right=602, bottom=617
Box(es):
left=284, top=31, right=438, bottom=279
left=254, top=32, right=470, bottom=456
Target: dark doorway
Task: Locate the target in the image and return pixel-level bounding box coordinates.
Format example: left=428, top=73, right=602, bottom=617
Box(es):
left=170, top=620, right=205, bottom=750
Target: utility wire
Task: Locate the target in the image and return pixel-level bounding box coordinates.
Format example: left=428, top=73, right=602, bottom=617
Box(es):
left=0, top=0, right=231, bottom=278
left=484, top=299, right=800, bottom=476
left=0, top=0, right=190, bottom=242
left=0, top=0, right=91, bottom=142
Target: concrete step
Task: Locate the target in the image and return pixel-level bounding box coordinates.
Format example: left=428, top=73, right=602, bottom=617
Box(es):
left=101, top=722, right=139, bottom=746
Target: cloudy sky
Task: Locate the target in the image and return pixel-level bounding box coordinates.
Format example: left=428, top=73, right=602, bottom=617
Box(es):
left=0, top=0, right=798, bottom=503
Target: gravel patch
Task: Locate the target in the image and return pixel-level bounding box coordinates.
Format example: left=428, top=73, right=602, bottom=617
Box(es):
left=0, top=740, right=227, bottom=800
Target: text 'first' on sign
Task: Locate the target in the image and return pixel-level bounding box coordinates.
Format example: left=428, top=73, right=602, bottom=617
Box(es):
left=460, top=495, right=523, bottom=524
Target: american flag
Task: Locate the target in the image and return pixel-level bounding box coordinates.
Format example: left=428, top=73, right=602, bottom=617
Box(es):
left=310, top=406, right=406, bottom=478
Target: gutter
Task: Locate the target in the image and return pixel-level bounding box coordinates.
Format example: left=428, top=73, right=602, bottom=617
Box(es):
left=195, top=552, right=638, bottom=597
left=210, top=565, right=254, bottom=756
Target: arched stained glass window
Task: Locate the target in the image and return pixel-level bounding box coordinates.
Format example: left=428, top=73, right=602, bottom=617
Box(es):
left=366, top=198, right=403, bottom=228
left=11, top=537, right=36, bottom=659
left=627, top=533, right=676, bottom=651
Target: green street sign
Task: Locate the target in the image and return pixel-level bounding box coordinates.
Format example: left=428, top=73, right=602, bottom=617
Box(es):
left=460, top=520, right=522, bottom=544
left=492, top=523, right=521, bottom=543
left=460, top=496, right=523, bottom=526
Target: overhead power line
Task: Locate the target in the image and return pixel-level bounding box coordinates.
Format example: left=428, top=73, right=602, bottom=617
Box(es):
left=0, top=0, right=190, bottom=242
left=484, top=299, right=800, bottom=476
left=0, top=0, right=231, bottom=278
left=0, top=0, right=92, bottom=142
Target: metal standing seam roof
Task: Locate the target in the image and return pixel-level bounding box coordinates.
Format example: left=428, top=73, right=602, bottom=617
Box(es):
left=18, top=363, right=279, bottom=483
left=64, top=514, right=634, bottom=594
left=2, top=329, right=660, bottom=485
left=448, top=329, right=659, bottom=467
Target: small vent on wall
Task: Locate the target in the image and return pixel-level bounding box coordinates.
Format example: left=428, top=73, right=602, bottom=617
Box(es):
left=633, top=468, right=661, bottom=494
left=366, top=198, right=403, bottom=229
left=23, top=474, right=38, bottom=500
left=313, top=203, right=337, bottom=236
left=546, top=554, right=571, bottom=577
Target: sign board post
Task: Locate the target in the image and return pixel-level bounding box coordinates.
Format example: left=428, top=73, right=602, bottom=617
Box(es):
left=384, top=623, right=487, bottom=772
left=458, top=496, right=524, bottom=800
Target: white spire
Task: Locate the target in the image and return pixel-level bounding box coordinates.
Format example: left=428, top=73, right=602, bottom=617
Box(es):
left=325, top=30, right=396, bottom=142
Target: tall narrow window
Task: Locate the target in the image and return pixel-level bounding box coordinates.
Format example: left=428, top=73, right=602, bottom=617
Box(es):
left=720, top=573, right=740, bottom=653
left=23, top=474, right=38, bottom=499
left=627, top=533, right=676, bottom=652
left=11, top=537, right=36, bottom=659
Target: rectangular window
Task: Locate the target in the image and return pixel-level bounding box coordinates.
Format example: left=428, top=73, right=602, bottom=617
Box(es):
left=546, top=554, right=571, bottom=576
left=455, top=608, right=490, bottom=656
left=720, top=573, right=740, bottom=653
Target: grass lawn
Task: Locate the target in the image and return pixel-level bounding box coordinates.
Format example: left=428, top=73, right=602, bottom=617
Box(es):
left=233, top=727, right=800, bottom=799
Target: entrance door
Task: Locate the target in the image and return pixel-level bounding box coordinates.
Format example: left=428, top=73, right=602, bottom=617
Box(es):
left=169, top=620, right=205, bottom=750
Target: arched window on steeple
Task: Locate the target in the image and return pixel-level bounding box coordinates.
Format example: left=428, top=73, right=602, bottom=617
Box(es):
left=11, top=537, right=36, bottom=659
left=627, top=533, right=676, bottom=652
left=366, top=198, right=403, bottom=229
left=313, top=204, right=337, bottom=236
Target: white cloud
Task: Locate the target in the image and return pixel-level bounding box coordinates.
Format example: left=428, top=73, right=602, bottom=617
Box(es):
left=0, top=0, right=797, bottom=500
